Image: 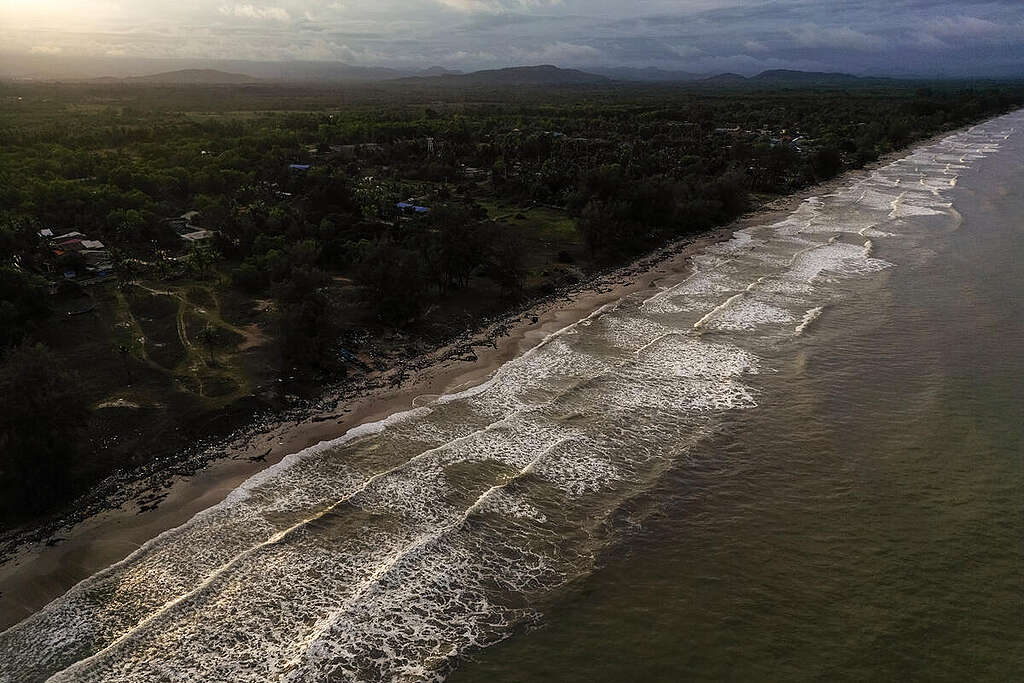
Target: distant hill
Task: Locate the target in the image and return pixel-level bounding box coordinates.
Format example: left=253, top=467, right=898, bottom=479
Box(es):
left=400, top=65, right=609, bottom=86
left=123, top=69, right=260, bottom=84
left=419, top=66, right=461, bottom=77
left=14, top=58, right=409, bottom=83
left=702, top=72, right=749, bottom=84
left=1, top=53, right=916, bottom=88
left=249, top=62, right=406, bottom=82
left=753, top=69, right=863, bottom=85
left=694, top=70, right=892, bottom=88
left=587, top=66, right=701, bottom=82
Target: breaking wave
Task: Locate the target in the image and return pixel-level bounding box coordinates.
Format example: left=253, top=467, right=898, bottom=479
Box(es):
left=794, top=307, right=825, bottom=336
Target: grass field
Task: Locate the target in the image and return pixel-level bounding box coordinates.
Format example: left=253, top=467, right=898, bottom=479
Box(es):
left=479, top=200, right=583, bottom=268
left=29, top=274, right=279, bottom=485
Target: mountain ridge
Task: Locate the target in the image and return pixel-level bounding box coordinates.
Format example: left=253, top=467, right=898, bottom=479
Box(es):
left=397, top=64, right=610, bottom=86
left=586, top=66, right=701, bottom=82
left=0, top=54, right=911, bottom=87
left=122, top=69, right=260, bottom=84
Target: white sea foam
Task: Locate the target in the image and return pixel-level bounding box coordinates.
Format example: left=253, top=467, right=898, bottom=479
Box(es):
left=794, top=306, right=825, bottom=336
left=785, top=241, right=893, bottom=286
left=857, top=224, right=893, bottom=238
left=599, top=315, right=673, bottom=350
left=693, top=292, right=747, bottom=330
left=641, top=269, right=736, bottom=314
left=706, top=298, right=797, bottom=331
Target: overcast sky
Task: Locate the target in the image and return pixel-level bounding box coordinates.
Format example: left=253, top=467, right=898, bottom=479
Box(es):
left=2, top=0, right=1023, bottom=76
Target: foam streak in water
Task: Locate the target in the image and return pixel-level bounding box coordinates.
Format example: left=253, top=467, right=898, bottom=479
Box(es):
left=794, top=307, right=825, bottom=336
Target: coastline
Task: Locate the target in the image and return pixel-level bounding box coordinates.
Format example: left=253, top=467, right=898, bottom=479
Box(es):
left=0, top=126, right=968, bottom=631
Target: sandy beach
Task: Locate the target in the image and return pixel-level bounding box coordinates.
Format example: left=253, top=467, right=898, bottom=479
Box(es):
left=0, top=144, right=941, bottom=630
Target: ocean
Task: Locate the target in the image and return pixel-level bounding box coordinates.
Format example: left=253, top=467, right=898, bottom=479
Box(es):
left=2, top=110, right=1022, bottom=681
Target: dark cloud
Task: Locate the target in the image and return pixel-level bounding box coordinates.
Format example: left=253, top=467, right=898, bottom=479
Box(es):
left=1, top=0, right=1021, bottom=75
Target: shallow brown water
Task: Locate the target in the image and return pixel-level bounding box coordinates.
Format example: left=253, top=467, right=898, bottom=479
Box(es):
left=452, top=115, right=1024, bottom=681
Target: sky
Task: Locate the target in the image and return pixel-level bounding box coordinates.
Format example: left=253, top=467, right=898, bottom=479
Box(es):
left=2, top=0, right=1023, bottom=76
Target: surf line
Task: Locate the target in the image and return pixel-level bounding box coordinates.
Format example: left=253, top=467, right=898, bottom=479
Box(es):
left=272, top=436, right=573, bottom=678
left=690, top=269, right=775, bottom=332
left=439, top=301, right=618, bottom=405
left=47, top=412, right=526, bottom=679
left=41, top=299, right=628, bottom=676
left=794, top=306, right=825, bottom=336
left=693, top=292, right=746, bottom=331
left=888, top=191, right=907, bottom=219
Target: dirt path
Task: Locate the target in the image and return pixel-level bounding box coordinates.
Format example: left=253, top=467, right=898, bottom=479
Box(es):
left=128, top=282, right=255, bottom=400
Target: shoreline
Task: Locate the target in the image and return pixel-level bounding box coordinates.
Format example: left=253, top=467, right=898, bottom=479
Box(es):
left=0, top=229, right=733, bottom=630
left=0, top=124, right=972, bottom=630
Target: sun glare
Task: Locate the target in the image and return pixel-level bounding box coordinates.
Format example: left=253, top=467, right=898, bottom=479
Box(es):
left=1, top=0, right=122, bottom=29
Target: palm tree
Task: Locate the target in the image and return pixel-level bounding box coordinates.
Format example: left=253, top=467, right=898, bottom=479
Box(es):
left=198, top=324, right=217, bottom=365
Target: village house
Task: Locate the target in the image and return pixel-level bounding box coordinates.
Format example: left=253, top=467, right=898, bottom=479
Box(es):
left=42, top=230, right=114, bottom=285
left=461, top=166, right=489, bottom=181
left=396, top=201, right=430, bottom=215
left=165, top=211, right=217, bottom=245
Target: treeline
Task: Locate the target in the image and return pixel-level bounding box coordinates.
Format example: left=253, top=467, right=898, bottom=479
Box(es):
left=1, top=218, right=87, bottom=518
left=1, top=81, right=1021, bottom=525
left=3, top=83, right=1019, bottom=364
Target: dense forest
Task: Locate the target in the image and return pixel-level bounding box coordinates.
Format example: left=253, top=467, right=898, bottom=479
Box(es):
left=1, top=79, right=1020, bottom=527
